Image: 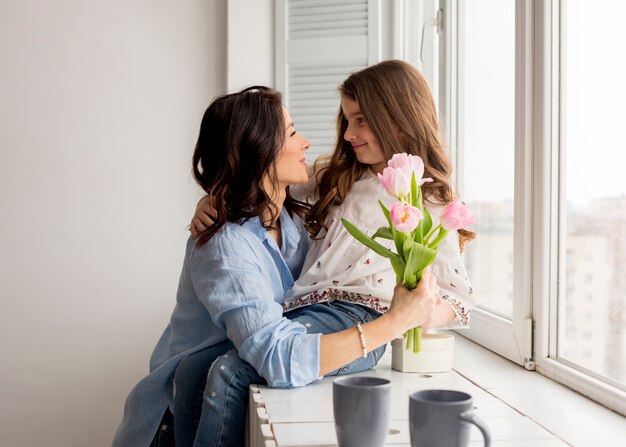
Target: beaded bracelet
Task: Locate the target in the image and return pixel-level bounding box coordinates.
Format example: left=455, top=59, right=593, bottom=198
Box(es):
left=355, top=322, right=367, bottom=358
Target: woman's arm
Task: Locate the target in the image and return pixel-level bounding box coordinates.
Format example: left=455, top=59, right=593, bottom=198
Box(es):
left=318, top=270, right=438, bottom=375
left=191, top=228, right=439, bottom=386
left=189, top=229, right=319, bottom=387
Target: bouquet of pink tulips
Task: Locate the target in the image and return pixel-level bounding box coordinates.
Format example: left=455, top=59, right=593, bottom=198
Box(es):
left=342, top=153, right=474, bottom=352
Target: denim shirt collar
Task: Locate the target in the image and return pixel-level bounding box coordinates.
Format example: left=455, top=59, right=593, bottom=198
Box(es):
left=240, top=207, right=301, bottom=262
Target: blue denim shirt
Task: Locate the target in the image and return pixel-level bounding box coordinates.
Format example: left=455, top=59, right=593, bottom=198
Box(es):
left=113, top=209, right=318, bottom=447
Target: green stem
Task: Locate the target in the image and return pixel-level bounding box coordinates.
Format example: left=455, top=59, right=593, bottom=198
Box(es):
left=413, top=326, right=422, bottom=353
left=403, top=326, right=422, bottom=353
left=424, top=224, right=441, bottom=245
left=428, top=228, right=449, bottom=250
left=405, top=328, right=413, bottom=350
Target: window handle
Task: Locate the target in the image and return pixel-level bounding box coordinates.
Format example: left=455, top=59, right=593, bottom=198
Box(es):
left=420, top=8, right=443, bottom=63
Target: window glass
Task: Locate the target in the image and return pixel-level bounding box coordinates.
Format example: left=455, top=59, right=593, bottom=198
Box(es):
left=559, top=0, right=626, bottom=387
left=458, top=0, right=516, bottom=318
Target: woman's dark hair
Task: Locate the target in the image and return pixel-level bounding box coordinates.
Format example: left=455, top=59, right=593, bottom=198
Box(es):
left=192, top=86, right=308, bottom=246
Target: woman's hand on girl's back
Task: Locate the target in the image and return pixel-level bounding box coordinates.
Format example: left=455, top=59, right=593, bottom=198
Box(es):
left=387, top=267, right=438, bottom=333
left=190, top=195, right=215, bottom=239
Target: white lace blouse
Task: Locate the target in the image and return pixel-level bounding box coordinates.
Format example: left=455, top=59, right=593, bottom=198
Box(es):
left=284, top=169, right=473, bottom=329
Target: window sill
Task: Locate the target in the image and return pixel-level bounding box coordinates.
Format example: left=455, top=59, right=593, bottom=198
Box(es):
left=445, top=334, right=625, bottom=446
left=249, top=334, right=626, bottom=446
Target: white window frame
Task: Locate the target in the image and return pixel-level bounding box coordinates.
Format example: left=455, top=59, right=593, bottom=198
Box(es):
left=531, top=0, right=626, bottom=415
left=379, top=0, right=534, bottom=368
left=434, top=0, right=625, bottom=414
left=439, top=0, right=534, bottom=369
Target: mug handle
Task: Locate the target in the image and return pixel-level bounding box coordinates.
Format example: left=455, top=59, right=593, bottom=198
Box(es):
left=460, top=411, right=491, bottom=447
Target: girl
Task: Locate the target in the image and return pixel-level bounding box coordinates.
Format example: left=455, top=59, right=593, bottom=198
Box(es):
left=112, top=85, right=439, bottom=447
left=186, top=60, right=475, bottom=446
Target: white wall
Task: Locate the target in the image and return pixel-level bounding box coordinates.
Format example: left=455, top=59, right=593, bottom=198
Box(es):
left=227, top=0, right=274, bottom=90
left=0, top=1, right=226, bottom=446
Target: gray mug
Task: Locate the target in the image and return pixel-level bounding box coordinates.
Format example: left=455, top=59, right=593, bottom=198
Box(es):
left=333, top=376, right=391, bottom=447
left=409, top=389, right=491, bottom=447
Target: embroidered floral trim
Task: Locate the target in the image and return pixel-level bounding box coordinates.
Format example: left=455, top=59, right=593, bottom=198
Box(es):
left=440, top=293, right=470, bottom=327
left=283, top=288, right=389, bottom=315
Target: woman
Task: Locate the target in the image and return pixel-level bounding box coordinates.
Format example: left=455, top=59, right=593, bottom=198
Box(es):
left=112, top=86, right=439, bottom=447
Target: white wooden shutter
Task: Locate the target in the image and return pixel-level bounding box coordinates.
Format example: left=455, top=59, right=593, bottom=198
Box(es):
left=276, top=0, right=381, bottom=160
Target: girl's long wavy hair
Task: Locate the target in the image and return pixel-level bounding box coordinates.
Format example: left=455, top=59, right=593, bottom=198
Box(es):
left=305, top=60, right=475, bottom=251
left=192, top=86, right=308, bottom=247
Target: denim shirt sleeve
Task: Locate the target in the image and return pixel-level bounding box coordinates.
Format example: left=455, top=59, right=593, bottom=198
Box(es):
left=188, top=227, right=321, bottom=388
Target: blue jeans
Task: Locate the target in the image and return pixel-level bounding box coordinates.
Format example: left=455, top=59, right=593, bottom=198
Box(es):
left=173, top=338, right=235, bottom=445
left=173, top=301, right=386, bottom=447
left=150, top=407, right=175, bottom=447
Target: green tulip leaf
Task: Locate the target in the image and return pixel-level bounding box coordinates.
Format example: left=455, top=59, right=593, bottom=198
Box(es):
left=372, top=227, right=393, bottom=240
left=390, top=256, right=406, bottom=281
left=402, top=237, right=415, bottom=261
left=378, top=200, right=391, bottom=227
left=342, top=219, right=403, bottom=265
left=393, top=226, right=408, bottom=259
left=405, top=242, right=437, bottom=284
left=418, top=206, right=433, bottom=241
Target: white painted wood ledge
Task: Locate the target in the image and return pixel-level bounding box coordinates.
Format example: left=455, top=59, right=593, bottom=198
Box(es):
left=248, top=334, right=626, bottom=447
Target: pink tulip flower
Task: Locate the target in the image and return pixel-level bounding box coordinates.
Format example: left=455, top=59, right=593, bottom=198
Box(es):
left=387, top=153, right=414, bottom=170
left=440, top=199, right=475, bottom=230
left=389, top=202, right=423, bottom=233
left=378, top=166, right=412, bottom=198
left=389, top=153, right=433, bottom=185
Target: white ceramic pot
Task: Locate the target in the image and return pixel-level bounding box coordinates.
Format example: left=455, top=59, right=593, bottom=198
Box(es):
left=391, top=333, right=455, bottom=373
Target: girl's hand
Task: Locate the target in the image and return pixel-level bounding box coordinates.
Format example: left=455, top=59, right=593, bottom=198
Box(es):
left=190, top=195, right=215, bottom=239
left=421, top=299, right=457, bottom=329
left=387, top=267, right=438, bottom=333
